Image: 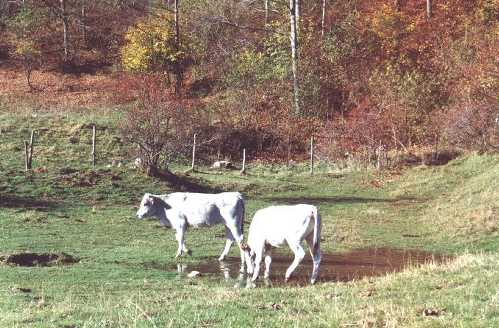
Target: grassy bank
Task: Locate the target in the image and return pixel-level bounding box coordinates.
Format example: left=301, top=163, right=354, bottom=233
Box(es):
left=1, top=110, right=498, bottom=327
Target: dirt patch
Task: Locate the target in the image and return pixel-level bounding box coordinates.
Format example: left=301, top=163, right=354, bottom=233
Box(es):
left=0, top=194, right=60, bottom=210
left=164, top=248, right=449, bottom=286
left=1, top=252, right=79, bottom=267
left=55, top=170, right=122, bottom=187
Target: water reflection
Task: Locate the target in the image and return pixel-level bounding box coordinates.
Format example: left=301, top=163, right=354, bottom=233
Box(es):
left=169, top=248, right=450, bottom=287
left=177, top=260, right=245, bottom=282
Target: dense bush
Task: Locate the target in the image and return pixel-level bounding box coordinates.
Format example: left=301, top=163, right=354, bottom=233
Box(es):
left=119, top=75, right=199, bottom=174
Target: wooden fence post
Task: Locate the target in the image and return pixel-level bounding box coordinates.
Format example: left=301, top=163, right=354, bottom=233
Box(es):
left=191, top=133, right=197, bottom=172
left=240, top=148, right=246, bottom=175
left=310, top=135, right=314, bottom=175
left=24, top=130, right=35, bottom=172
left=91, top=124, right=96, bottom=169
left=28, top=130, right=35, bottom=169
left=24, top=141, right=30, bottom=172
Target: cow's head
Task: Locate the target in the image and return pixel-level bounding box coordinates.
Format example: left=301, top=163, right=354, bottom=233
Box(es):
left=136, top=193, right=171, bottom=220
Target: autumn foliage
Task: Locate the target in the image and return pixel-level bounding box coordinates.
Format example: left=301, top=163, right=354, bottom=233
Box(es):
left=1, top=0, right=497, bottom=165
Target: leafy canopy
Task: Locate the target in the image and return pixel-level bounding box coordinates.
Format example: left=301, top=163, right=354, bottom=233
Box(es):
left=121, top=11, right=186, bottom=73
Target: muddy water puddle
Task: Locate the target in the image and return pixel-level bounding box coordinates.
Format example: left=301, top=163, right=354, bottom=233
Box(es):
left=0, top=252, right=79, bottom=267
left=157, top=248, right=449, bottom=286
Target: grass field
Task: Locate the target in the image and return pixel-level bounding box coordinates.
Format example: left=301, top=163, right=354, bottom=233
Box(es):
left=1, top=109, right=498, bottom=327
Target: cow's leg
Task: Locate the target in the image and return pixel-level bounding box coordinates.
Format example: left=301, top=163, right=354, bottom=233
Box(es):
left=285, top=241, right=305, bottom=282
left=219, top=227, right=234, bottom=261
left=250, top=245, right=264, bottom=283
left=225, top=222, right=246, bottom=273
left=174, top=225, right=188, bottom=258
left=264, top=249, right=272, bottom=280
left=250, top=254, right=262, bottom=283
left=305, top=235, right=322, bottom=284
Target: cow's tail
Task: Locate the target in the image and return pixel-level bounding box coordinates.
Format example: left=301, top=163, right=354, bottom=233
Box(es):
left=238, top=194, right=252, bottom=256
left=312, top=207, right=321, bottom=253
left=237, top=193, right=245, bottom=237
left=240, top=196, right=245, bottom=237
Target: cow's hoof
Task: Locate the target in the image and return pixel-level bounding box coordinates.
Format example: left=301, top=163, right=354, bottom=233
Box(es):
left=186, top=249, right=192, bottom=256
left=310, top=279, right=316, bottom=285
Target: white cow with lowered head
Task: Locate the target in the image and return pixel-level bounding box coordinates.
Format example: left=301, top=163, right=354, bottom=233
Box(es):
left=245, top=204, right=322, bottom=285
left=136, top=192, right=249, bottom=272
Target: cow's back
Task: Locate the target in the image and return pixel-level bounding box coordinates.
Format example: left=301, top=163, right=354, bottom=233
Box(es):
left=249, top=204, right=317, bottom=246
left=165, top=192, right=244, bottom=226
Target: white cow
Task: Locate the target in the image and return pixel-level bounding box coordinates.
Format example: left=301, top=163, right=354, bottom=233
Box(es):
left=136, top=192, right=249, bottom=272
left=245, top=204, right=322, bottom=285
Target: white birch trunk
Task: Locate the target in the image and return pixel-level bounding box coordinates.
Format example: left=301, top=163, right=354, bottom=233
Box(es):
left=289, top=0, right=300, bottom=115
left=321, top=0, right=326, bottom=37
left=295, top=0, right=299, bottom=33
left=81, top=1, right=87, bottom=47
left=60, top=0, right=69, bottom=62
left=174, top=0, right=182, bottom=95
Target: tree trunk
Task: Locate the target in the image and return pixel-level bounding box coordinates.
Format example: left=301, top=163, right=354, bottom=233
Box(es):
left=321, top=0, right=326, bottom=37
left=264, top=0, right=269, bottom=25
left=289, top=0, right=300, bottom=115
left=25, top=62, right=35, bottom=92
left=394, top=0, right=401, bottom=11
left=60, top=0, right=69, bottom=63
left=81, top=1, right=87, bottom=48
left=174, top=0, right=182, bottom=96
left=295, top=0, right=300, bottom=33
left=426, top=0, right=432, bottom=19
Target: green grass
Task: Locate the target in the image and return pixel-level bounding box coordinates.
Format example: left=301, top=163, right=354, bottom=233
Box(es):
left=1, top=109, right=498, bottom=327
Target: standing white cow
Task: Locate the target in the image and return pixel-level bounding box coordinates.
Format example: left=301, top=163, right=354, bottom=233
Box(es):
left=245, top=204, right=322, bottom=285
left=136, top=192, right=249, bottom=272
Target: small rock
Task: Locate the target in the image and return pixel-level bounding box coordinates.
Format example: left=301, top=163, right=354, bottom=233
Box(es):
left=187, top=270, right=201, bottom=278
left=270, top=303, right=282, bottom=310
left=133, top=157, right=143, bottom=169
left=211, top=160, right=233, bottom=169
left=11, top=287, right=32, bottom=293
left=423, top=308, right=443, bottom=316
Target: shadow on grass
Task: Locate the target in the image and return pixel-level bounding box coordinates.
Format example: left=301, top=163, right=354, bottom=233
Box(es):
left=151, top=167, right=224, bottom=193
left=0, top=194, right=60, bottom=210
left=263, top=195, right=427, bottom=205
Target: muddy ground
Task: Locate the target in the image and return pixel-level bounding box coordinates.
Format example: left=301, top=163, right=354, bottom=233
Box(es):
left=148, top=247, right=449, bottom=286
